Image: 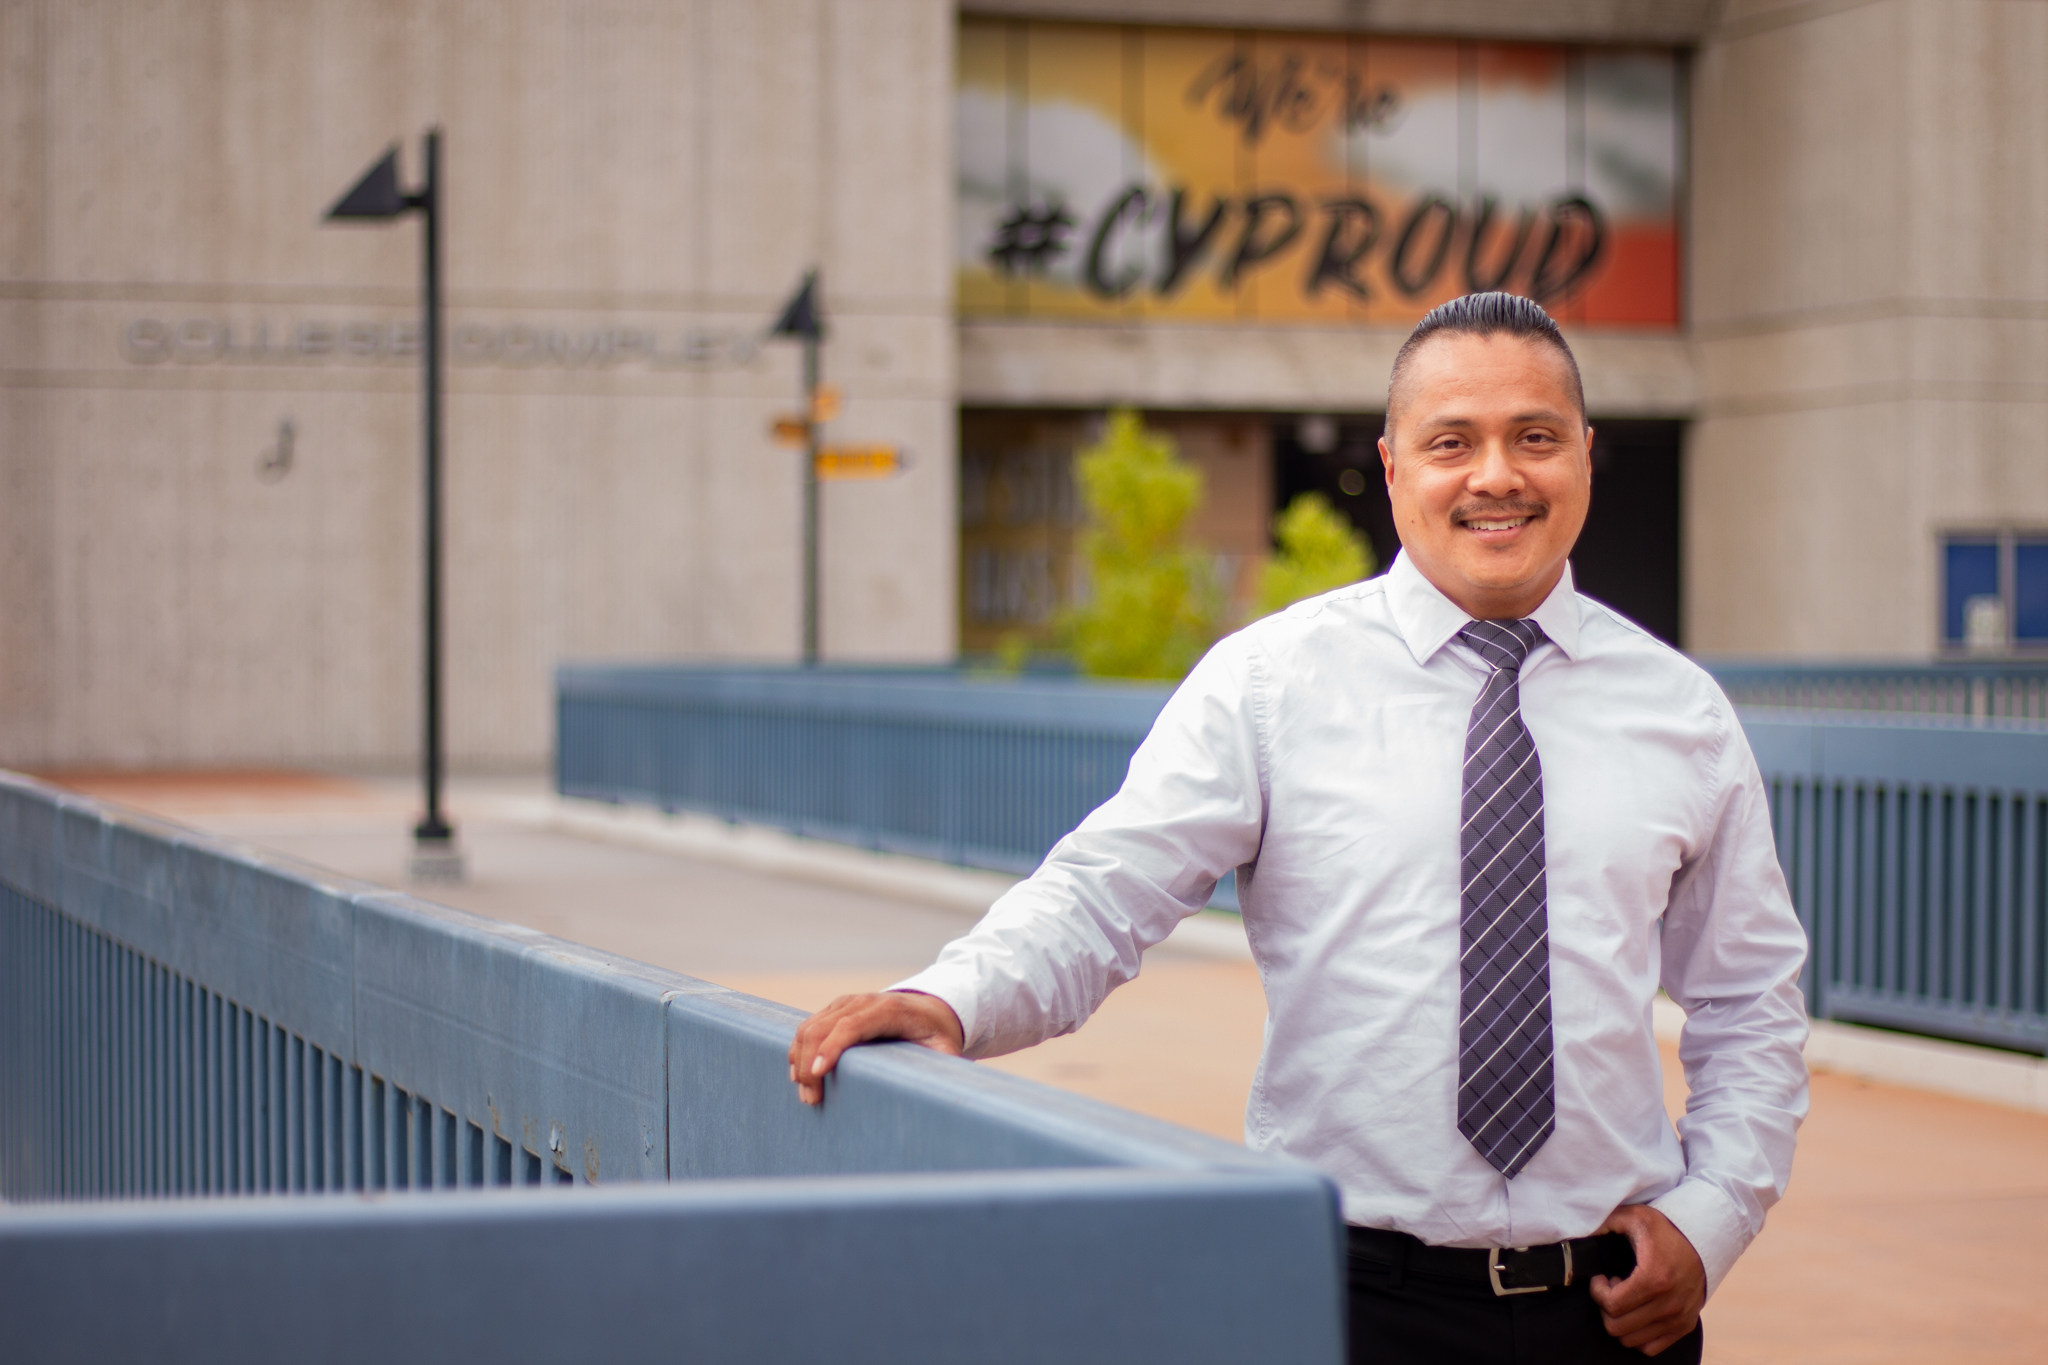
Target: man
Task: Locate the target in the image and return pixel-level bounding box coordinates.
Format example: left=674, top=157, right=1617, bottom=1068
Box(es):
left=789, top=292, right=1809, bottom=1363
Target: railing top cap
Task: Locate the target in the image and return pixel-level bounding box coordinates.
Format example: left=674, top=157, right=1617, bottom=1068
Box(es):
left=556, top=664, right=1179, bottom=729
left=1705, top=657, right=2048, bottom=681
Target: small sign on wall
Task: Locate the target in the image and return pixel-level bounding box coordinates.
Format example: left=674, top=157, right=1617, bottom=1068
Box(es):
left=816, top=447, right=906, bottom=480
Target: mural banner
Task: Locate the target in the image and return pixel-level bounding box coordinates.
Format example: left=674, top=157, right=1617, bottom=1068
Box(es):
left=958, top=20, right=1682, bottom=328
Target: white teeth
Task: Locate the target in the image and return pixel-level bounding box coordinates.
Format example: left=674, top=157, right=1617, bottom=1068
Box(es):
left=1468, top=518, right=1529, bottom=531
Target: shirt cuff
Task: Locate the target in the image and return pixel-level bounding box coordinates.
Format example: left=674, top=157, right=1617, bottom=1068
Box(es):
left=885, top=964, right=984, bottom=1056
left=1649, top=1177, right=1751, bottom=1300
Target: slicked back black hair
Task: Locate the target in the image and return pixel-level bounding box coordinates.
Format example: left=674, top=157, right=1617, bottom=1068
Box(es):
left=1383, top=292, right=1586, bottom=438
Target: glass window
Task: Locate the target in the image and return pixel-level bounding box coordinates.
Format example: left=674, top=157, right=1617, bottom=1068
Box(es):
left=2015, top=540, right=2048, bottom=643
left=1943, top=539, right=2001, bottom=646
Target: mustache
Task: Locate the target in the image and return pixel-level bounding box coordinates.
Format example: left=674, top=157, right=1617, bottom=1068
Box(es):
left=1451, top=497, right=1548, bottom=524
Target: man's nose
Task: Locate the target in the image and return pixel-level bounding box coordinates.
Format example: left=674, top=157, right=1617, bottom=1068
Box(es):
left=1467, top=440, right=1523, bottom=496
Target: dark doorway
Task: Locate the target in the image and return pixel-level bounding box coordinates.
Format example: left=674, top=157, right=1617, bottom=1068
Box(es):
left=1271, top=416, right=1685, bottom=646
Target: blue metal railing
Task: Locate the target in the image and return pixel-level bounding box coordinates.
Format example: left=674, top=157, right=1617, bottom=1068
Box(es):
left=0, top=771, right=1342, bottom=1363
left=1745, top=712, right=2048, bottom=1053
left=557, top=666, right=1175, bottom=876
left=557, top=666, right=2048, bottom=1055
left=1706, top=660, right=2048, bottom=722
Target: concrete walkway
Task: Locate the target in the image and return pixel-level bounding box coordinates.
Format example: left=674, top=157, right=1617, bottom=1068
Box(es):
left=36, top=769, right=2048, bottom=1365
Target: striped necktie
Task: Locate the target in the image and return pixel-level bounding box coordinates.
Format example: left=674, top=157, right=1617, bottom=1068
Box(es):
left=1456, top=618, right=1555, bottom=1178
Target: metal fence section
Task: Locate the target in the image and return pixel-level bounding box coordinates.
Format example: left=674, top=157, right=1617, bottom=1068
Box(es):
left=1707, top=660, right=2048, bottom=721
left=556, top=666, right=2048, bottom=1055
left=1746, top=713, right=2048, bottom=1053
left=0, top=770, right=1343, bottom=1364
left=557, top=666, right=1175, bottom=875
left=0, top=778, right=678, bottom=1204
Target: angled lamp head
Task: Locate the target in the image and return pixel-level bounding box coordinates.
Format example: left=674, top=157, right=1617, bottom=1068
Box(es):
left=325, top=147, right=408, bottom=221
left=769, top=270, right=824, bottom=341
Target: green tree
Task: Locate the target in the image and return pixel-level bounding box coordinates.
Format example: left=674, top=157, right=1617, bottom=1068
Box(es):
left=1253, top=492, right=1374, bottom=619
left=1063, top=409, right=1221, bottom=680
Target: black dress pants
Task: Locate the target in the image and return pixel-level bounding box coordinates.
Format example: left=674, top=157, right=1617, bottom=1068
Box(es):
left=1348, top=1240, right=1705, bottom=1365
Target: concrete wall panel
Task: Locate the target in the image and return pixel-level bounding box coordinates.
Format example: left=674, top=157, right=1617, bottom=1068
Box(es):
left=962, top=321, right=1698, bottom=418
left=959, top=0, right=1722, bottom=43
left=1688, top=0, right=2048, bottom=658
left=0, top=0, right=957, bottom=768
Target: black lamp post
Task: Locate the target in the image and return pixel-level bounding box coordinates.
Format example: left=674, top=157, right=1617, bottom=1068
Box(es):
left=769, top=270, right=825, bottom=665
left=325, top=130, right=461, bottom=881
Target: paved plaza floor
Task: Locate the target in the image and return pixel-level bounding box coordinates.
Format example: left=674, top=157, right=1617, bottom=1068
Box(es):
left=35, top=768, right=2048, bottom=1365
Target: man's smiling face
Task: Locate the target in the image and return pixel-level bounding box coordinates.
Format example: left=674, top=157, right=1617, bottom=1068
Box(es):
left=1377, top=331, right=1593, bottom=621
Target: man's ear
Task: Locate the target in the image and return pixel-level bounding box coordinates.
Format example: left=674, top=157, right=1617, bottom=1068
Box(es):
left=1584, top=424, right=1596, bottom=482
left=1378, top=434, right=1396, bottom=487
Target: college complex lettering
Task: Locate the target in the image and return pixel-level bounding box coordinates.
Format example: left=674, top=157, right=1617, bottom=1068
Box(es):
left=121, top=318, right=760, bottom=369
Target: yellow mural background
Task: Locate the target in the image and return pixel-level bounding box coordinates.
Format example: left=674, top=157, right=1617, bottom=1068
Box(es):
left=956, top=20, right=1681, bottom=328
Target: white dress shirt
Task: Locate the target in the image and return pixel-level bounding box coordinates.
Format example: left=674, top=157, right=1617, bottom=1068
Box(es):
left=895, top=552, right=1809, bottom=1295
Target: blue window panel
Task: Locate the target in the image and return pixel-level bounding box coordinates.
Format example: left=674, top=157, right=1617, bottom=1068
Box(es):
left=1943, top=539, right=2001, bottom=643
left=2015, top=540, right=2048, bottom=642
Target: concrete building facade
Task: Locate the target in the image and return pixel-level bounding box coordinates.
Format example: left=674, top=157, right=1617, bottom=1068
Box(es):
left=2, top=0, right=2044, bottom=770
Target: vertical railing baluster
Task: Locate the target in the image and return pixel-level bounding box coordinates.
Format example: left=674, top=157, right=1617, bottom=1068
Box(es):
left=374, top=1076, right=391, bottom=1191
left=4, top=898, right=16, bottom=1198
left=66, top=918, right=81, bottom=1198
left=17, top=898, right=29, bottom=1197
left=1957, top=789, right=1974, bottom=1015
left=190, top=985, right=204, bottom=1196
left=1996, top=796, right=2022, bottom=1027
left=441, top=1107, right=457, bottom=1189
left=99, top=937, right=114, bottom=1199
left=88, top=931, right=104, bottom=1198
left=1942, top=792, right=1964, bottom=1014
left=1976, top=791, right=1999, bottom=1021
left=413, top=1093, right=429, bottom=1189
left=118, top=944, right=132, bottom=1197
left=1817, top=779, right=1839, bottom=1021
left=3, top=897, right=18, bottom=1199
left=2025, top=798, right=2045, bottom=1034
left=125, top=948, right=140, bottom=1197
left=55, top=915, right=70, bottom=1199
left=311, top=1046, right=329, bottom=1192
left=35, top=898, right=46, bottom=1194
left=244, top=1009, right=258, bottom=1193
left=274, top=1023, right=289, bottom=1192
left=1854, top=784, right=1875, bottom=1000
left=171, top=975, right=186, bottom=1197
left=291, top=1035, right=306, bottom=1193
left=1881, top=786, right=1904, bottom=1005
left=214, top=991, right=230, bottom=1195
left=199, top=988, right=214, bottom=1196
left=29, top=902, right=42, bottom=1197
left=225, top=1001, right=241, bottom=1195
left=118, top=946, right=133, bottom=1197
left=315, top=1053, right=332, bottom=1193
left=346, top=1063, right=363, bottom=1192
left=4, top=897, right=17, bottom=1199
left=79, top=928, right=93, bottom=1199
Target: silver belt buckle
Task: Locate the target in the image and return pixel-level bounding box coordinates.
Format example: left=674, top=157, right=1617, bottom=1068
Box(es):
left=1488, top=1241, right=1569, bottom=1297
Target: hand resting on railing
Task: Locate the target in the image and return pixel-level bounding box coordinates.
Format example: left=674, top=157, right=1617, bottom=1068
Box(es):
left=789, top=990, right=966, bottom=1106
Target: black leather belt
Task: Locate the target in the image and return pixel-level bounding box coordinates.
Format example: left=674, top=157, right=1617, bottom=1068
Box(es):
left=1348, top=1225, right=1637, bottom=1297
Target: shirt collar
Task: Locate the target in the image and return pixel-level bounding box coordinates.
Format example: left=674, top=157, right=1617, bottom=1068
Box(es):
left=1384, top=549, right=1583, bottom=667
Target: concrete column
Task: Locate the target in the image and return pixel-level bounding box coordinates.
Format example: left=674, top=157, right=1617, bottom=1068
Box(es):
left=1687, top=0, right=2048, bottom=657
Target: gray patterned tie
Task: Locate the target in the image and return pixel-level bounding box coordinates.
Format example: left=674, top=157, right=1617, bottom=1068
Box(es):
left=1456, top=618, right=1555, bottom=1178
